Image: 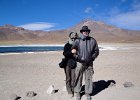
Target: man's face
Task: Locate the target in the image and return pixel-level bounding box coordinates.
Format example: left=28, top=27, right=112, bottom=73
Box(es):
left=82, top=31, right=89, bottom=36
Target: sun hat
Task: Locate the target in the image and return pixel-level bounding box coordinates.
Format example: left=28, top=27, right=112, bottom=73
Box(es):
left=80, top=26, right=91, bottom=33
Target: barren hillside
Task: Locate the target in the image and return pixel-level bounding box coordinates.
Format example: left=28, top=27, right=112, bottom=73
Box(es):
left=0, top=19, right=140, bottom=44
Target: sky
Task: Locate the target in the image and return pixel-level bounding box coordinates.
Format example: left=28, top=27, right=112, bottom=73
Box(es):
left=0, top=0, right=140, bottom=31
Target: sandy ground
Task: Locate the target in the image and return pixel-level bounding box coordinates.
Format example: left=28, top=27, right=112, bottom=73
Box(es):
left=0, top=43, right=140, bottom=100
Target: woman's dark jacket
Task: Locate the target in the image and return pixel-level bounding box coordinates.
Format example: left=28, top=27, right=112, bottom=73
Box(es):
left=63, top=42, right=76, bottom=69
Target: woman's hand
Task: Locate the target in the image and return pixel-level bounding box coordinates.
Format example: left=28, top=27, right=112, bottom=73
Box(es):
left=71, top=49, right=76, bottom=54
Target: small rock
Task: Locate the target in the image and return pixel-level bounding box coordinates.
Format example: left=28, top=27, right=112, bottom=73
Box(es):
left=26, top=91, right=37, bottom=97
left=123, top=82, right=134, bottom=88
left=107, top=80, right=116, bottom=88
left=10, top=93, right=21, bottom=100
left=47, top=85, right=55, bottom=94
left=109, top=82, right=116, bottom=87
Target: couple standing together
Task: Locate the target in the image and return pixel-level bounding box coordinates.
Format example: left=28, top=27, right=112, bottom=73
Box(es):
left=63, top=26, right=99, bottom=100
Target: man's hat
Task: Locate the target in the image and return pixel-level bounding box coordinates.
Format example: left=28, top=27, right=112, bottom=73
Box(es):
left=80, top=26, right=91, bottom=33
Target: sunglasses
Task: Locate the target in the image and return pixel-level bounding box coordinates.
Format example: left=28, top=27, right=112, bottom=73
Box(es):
left=71, top=37, right=77, bottom=41
left=71, top=37, right=76, bottom=39
left=82, top=30, right=90, bottom=32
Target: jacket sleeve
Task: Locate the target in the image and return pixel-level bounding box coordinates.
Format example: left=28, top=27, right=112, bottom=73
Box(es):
left=71, top=39, right=84, bottom=62
left=63, top=43, right=73, bottom=58
left=71, top=39, right=79, bottom=50
left=92, top=40, right=99, bottom=61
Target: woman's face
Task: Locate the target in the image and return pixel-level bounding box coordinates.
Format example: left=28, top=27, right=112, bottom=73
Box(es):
left=70, top=33, right=78, bottom=41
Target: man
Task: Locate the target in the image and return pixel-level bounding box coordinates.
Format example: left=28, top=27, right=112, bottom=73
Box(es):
left=71, top=26, right=99, bottom=100
left=63, top=32, right=78, bottom=97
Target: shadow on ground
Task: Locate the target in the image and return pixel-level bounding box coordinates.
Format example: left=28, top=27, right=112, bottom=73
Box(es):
left=81, top=80, right=116, bottom=96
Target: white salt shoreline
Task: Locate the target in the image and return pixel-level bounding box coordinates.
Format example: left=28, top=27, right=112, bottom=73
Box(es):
left=0, top=47, right=127, bottom=56
left=0, top=51, right=58, bottom=55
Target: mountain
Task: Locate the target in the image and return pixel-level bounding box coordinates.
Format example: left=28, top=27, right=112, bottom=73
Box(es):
left=68, top=19, right=140, bottom=43
left=0, top=19, right=140, bottom=44
left=0, top=24, right=68, bottom=44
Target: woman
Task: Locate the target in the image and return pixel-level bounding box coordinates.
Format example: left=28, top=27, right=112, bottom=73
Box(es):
left=63, top=32, right=78, bottom=97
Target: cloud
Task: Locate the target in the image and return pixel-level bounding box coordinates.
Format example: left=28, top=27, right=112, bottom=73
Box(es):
left=107, top=2, right=140, bottom=30
left=18, top=22, right=56, bottom=31
left=84, top=7, right=96, bottom=19
left=84, top=7, right=93, bottom=13
left=108, top=6, right=121, bottom=16
left=108, top=10, right=140, bottom=30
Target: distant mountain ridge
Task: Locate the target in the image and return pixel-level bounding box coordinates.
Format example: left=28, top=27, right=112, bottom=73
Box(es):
left=0, top=19, right=140, bottom=44
left=68, top=19, right=140, bottom=42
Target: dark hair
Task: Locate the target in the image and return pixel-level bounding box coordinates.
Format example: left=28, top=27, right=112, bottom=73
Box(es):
left=69, top=32, right=78, bottom=38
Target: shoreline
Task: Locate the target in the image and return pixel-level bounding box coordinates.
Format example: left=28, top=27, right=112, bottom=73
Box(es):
left=0, top=43, right=140, bottom=55
left=0, top=51, right=60, bottom=55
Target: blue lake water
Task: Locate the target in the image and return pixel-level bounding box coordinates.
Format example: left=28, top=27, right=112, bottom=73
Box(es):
left=0, top=46, right=64, bottom=53
left=0, top=45, right=121, bottom=54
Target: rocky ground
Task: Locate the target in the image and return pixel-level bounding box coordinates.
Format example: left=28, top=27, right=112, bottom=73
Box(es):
left=0, top=43, right=140, bottom=100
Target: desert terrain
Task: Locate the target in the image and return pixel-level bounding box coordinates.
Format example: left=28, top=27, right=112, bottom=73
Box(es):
left=0, top=43, right=140, bottom=100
